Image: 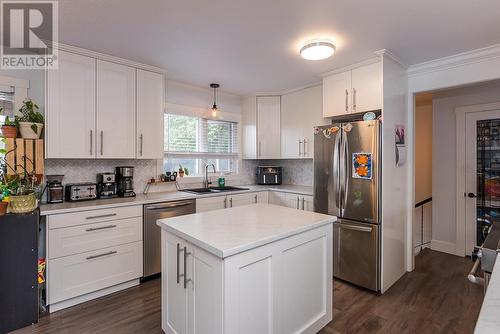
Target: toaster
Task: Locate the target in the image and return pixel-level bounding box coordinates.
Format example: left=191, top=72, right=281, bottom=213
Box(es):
left=256, top=166, right=282, bottom=185
left=64, top=183, right=97, bottom=202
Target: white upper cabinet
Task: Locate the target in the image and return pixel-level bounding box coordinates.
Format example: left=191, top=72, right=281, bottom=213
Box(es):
left=350, top=62, right=382, bottom=114
left=97, top=60, right=136, bottom=159
left=136, top=69, right=165, bottom=159
left=46, top=51, right=96, bottom=158
left=323, top=70, right=351, bottom=118
left=323, top=61, right=381, bottom=117
left=281, top=85, right=327, bottom=159
left=256, top=96, right=281, bottom=159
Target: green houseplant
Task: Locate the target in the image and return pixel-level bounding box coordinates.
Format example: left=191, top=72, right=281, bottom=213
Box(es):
left=17, top=99, right=44, bottom=139
left=0, top=107, right=18, bottom=138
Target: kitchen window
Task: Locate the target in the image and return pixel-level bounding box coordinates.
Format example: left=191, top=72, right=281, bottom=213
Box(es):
left=163, top=114, right=239, bottom=176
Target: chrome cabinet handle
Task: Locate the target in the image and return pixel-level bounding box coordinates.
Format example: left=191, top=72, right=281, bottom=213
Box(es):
left=345, top=89, right=349, bottom=112
left=145, top=201, right=192, bottom=210
left=85, top=224, right=117, bottom=232
left=299, top=139, right=302, bottom=156
left=183, top=246, right=192, bottom=289
left=85, top=213, right=117, bottom=220
left=139, top=133, right=143, bottom=156
left=353, top=88, right=356, bottom=111
left=90, top=130, right=93, bottom=155
left=302, top=197, right=305, bottom=210
left=296, top=196, right=300, bottom=209
left=254, top=194, right=258, bottom=203
left=176, top=243, right=182, bottom=284
left=229, top=197, right=233, bottom=207
left=224, top=197, right=227, bottom=208
left=86, top=250, right=117, bottom=260
left=100, top=130, right=104, bottom=156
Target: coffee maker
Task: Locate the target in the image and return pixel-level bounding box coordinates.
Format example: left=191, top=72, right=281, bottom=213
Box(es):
left=97, top=173, right=118, bottom=199
left=115, top=166, right=135, bottom=197
left=45, top=175, right=64, bottom=203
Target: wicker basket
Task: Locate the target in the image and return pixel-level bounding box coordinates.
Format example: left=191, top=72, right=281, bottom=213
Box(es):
left=9, top=193, right=38, bottom=213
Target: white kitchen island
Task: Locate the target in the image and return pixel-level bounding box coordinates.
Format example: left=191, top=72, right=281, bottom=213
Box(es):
left=157, top=203, right=336, bottom=334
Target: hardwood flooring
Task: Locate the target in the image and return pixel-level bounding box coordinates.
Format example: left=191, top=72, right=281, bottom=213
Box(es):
left=13, top=249, right=483, bottom=334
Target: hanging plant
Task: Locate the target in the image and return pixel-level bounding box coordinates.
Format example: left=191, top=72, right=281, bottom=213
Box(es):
left=17, top=99, right=44, bottom=139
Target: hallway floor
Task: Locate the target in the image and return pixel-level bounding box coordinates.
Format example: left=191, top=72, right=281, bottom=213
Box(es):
left=14, top=249, right=483, bottom=334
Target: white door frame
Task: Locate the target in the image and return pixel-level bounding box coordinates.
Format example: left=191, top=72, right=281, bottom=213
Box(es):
left=455, top=102, right=500, bottom=256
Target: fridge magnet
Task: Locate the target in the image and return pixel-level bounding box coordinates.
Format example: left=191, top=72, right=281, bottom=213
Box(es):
left=352, top=153, right=372, bottom=179
left=395, top=124, right=405, bottom=145
left=342, top=123, right=353, bottom=132
left=314, top=127, right=320, bottom=135
left=363, top=112, right=376, bottom=121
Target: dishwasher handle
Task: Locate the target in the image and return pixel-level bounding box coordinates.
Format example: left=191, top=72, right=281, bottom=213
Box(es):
left=145, top=201, right=194, bottom=211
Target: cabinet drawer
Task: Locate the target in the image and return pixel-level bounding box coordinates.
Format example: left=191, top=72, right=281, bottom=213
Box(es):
left=48, top=241, right=142, bottom=304
left=49, top=217, right=142, bottom=259
left=49, top=205, right=142, bottom=229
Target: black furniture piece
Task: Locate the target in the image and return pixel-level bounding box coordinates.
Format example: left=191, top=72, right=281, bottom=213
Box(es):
left=0, top=210, right=39, bottom=334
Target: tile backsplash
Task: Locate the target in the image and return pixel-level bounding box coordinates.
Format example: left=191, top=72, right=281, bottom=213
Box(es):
left=241, top=159, right=313, bottom=186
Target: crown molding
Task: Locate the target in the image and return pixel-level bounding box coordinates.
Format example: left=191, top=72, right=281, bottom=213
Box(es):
left=252, top=81, right=322, bottom=97
left=320, top=57, right=380, bottom=78
left=374, top=49, right=408, bottom=69
left=407, top=43, right=500, bottom=77
left=166, top=102, right=241, bottom=122
left=49, top=42, right=168, bottom=75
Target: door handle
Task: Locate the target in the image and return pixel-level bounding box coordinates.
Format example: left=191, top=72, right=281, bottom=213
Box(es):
left=302, top=197, right=305, bottom=210
left=90, top=130, right=93, bottom=156
left=85, top=213, right=117, bottom=220
left=296, top=196, right=300, bottom=209
left=303, top=139, right=307, bottom=156
left=145, top=201, right=193, bottom=210
left=342, top=130, right=349, bottom=211
left=353, top=88, right=357, bottom=111
left=86, top=250, right=117, bottom=260
left=467, top=193, right=477, bottom=198
left=85, top=224, right=117, bottom=232
left=229, top=197, right=233, bottom=207
left=298, top=139, right=302, bottom=156
left=224, top=197, right=227, bottom=208
left=183, top=246, right=192, bottom=289
left=339, top=224, right=373, bottom=233
left=345, top=89, right=349, bottom=112
left=254, top=194, right=258, bottom=203
left=333, top=132, right=341, bottom=211
left=100, top=130, right=104, bottom=156
left=139, top=133, right=143, bottom=156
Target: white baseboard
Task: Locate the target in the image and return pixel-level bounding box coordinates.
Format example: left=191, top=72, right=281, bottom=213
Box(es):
left=430, top=239, right=457, bottom=255
left=49, top=279, right=140, bottom=313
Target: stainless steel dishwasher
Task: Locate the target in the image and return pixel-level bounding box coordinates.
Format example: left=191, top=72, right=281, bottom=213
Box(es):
left=143, top=199, right=196, bottom=279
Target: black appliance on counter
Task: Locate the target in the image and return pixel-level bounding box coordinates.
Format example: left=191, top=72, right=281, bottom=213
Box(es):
left=45, top=175, right=64, bottom=204
left=0, top=211, right=39, bottom=333
left=256, top=166, right=282, bottom=185
left=116, top=166, right=136, bottom=198
left=97, top=173, right=118, bottom=199
left=64, top=183, right=97, bottom=202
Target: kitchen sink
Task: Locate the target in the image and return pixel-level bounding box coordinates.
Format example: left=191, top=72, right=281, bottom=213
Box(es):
left=182, top=186, right=249, bottom=194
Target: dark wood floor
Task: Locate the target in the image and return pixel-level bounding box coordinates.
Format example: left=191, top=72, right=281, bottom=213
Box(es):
left=13, top=249, right=483, bottom=334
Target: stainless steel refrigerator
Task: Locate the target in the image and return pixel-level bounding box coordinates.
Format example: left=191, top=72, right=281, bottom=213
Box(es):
left=314, top=119, right=380, bottom=291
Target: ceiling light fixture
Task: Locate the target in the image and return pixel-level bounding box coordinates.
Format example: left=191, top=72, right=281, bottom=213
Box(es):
left=300, top=40, right=336, bottom=61
left=210, top=83, right=220, bottom=117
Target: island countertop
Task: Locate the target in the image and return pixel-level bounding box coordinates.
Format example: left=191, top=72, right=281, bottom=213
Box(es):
left=157, top=203, right=336, bottom=258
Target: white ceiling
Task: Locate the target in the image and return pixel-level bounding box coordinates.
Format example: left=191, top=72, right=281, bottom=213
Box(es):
left=59, top=0, right=500, bottom=95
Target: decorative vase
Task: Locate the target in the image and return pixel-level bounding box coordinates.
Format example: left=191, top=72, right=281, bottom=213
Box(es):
left=1, top=125, right=18, bottom=138
left=9, top=192, right=38, bottom=213
left=19, top=122, right=43, bottom=139
left=0, top=201, right=8, bottom=215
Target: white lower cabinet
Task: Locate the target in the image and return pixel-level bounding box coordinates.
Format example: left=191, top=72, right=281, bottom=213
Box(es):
left=270, top=191, right=313, bottom=211
left=49, top=241, right=142, bottom=305
left=196, top=191, right=268, bottom=213
left=162, top=222, right=332, bottom=334
left=163, top=231, right=222, bottom=334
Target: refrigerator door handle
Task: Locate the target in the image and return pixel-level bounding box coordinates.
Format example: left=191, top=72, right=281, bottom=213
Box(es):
left=333, top=132, right=341, bottom=211
left=342, top=130, right=349, bottom=211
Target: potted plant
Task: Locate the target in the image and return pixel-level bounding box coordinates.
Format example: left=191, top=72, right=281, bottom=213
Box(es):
left=0, top=107, right=18, bottom=138
left=17, top=99, right=44, bottom=139
left=178, top=165, right=185, bottom=178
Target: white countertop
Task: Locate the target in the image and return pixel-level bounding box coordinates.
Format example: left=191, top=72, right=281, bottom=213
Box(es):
left=475, top=255, right=500, bottom=334
left=39, top=184, right=313, bottom=215
left=157, top=203, right=335, bottom=258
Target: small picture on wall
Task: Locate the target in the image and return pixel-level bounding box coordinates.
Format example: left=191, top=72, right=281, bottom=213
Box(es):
left=352, top=153, right=372, bottom=179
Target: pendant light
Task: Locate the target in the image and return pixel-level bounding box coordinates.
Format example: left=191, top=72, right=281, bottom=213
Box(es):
left=210, top=83, right=220, bottom=117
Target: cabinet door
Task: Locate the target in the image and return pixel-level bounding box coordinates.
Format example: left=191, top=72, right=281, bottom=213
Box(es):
left=137, top=69, right=164, bottom=159
left=257, top=96, right=281, bottom=159
left=196, top=196, right=227, bottom=213
left=163, top=231, right=188, bottom=334
left=302, top=195, right=314, bottom=211
left=46, top=50, right=96, bottom=158
left=188, top=245, right=223, bottom=334
left=350, top=62, right=382, bottom=113
left=256, top=191, right=269, bottom=204
left=228, top=192, right=259, bottom=208
left=322, top=71, right=351, bottom=117
left=286, top=193, right=302, bottom=210
left=97, top=60, right=136, bottom=159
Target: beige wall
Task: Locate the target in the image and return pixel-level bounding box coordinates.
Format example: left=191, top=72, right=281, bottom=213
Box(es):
left=414, top=103, right=433, bottom=203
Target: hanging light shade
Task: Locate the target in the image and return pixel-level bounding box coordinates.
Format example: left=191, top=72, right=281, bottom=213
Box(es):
left=210, top=83, right=220, bottom=117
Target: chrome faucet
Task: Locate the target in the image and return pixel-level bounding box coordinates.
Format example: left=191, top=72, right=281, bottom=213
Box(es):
left=204, top=163, right=216, bottom=188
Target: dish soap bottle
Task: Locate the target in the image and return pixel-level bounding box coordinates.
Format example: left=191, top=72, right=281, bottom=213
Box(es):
left=218, top=173, right=225, bottom=187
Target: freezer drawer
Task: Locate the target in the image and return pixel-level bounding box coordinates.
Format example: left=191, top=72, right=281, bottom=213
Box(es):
left=333, top=220, right=379, bottom=291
